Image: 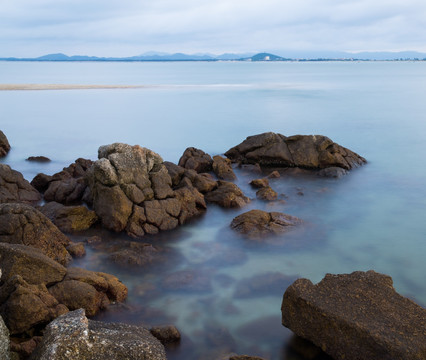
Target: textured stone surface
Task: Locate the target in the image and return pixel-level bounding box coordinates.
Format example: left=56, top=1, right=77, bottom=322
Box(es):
left=0, top=315, right=10, bottom=360
left=0, top=164, right=41, bottom=204
left=31, top=309, right=167, bottom=360
left=0, top=203, right=71, bottom=265
left=212, top=155, right=236, bottom=181
left=205, top=181, right=250, bottom=208
left=0, top=131, right=10, bottom=157
left=256, top=186, right=278, bottom=201
left=150, top=325, right=181, bottom=344
left=225, top=132, right=366, bottom=170
left=249, top=178, right=269, bottom=188
left=282, top=270, right=426, bottom=360
left=230, top=209, right=302, bottom=239
left=178, top=147, right=213, bottom=173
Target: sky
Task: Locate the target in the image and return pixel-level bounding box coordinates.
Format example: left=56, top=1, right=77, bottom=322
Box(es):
left=1, top=0, right=426, bottom=57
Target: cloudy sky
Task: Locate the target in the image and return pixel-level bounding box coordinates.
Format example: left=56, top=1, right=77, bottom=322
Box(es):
left=1, top=0, right=426, bottom=57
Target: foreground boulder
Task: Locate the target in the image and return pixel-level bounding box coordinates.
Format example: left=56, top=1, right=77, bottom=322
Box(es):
left=231, top=210, right=302, bottom=239
left=225, top=132, right=366, bottom=170
left=0, top=131, right=10, bottom=157
left=0, top=164, right=41, bottom=204
left=31, top=309, right=167, bottom=360
left=282, top=270, right=426, bottom=360
left=0, top=203, right=71, bottom=265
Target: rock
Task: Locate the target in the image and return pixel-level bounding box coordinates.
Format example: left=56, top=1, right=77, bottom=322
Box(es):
left=174, top=185, right=207, bottom=224
left=212, top=155, right=236, bottom=181
left=249, top=178, right=269, bottom=188
left=230, top=209, right=302, bottom=239
left=26, top=156, right=51, bottom=163
left=37, top=158, right=93, bottom=205
left=95, top=272, right=128, bottom=303
left=225, top=132, right=366, bottom=170
left=38, top=201, right=98, bottom=232
left=0, top=275, right=68, bottom=335
left=281, top=270, right=426, bottom=360
left=317, top=167, right=348, bottom=178
left=178, top=147, right=213, bottom=173
left=10, top=336, right=42, bottom=359
left=0, top=164, right=41, bottom=204
left=0, top=203, right=71, bottom=265
left=150, top=325, right=181, bottom=344
left=0, top=131, right=10, bottom=157
left=267, top=170, right=280, bottom=178
left=205, top=181, right=250, bottom=208
left=256, top=186, right=278, bottom=201
left=30, top=309, right=167, bottom=360
left=66, top=242, right=86, bottom=258
left=162, top=270, right=212, bottom=292
left=0, top=315, right=10, bottom=360
left=108, top=244, right=159, bottom=267
left=0, top=243, right=66, bottom=286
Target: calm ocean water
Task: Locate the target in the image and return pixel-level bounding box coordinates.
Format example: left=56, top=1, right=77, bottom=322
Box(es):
left=1, top=61, right=426, bottom=359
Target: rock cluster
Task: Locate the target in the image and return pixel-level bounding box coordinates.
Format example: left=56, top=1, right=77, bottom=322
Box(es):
left=0, top=164, right=41, bottom=204
left=225, top=132, right=366, bottom=170
left=282, top=270, right=426, bottom=360
left=0, top=131, right=10, bottom=157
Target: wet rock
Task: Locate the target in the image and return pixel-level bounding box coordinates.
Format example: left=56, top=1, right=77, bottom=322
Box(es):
left=26, top=156, right=50, bottom=163
left=30, top=309, right=167, bottom=360
left=230, top=209, right=302, bottom=239
left=95, top=272, right=128, bottom=303
left=225, top=132, right=366, bottom=170
left=30, top=173, right=52, bottom=193
left=174, top=185, right=207, bottom=224
left=0, top=314, right=10, bottom=360
left=256, top=186, right=278, bottom=201
left=38, top=201, right=98, bottom=232
left=267, top=170, right=280, bottom=178
left=150, top=325, right=181, bottom=344
left=317, top=167, right=348, bottom=178
left=212, top=155, right=236, bottom=181
left=249, top=178, right=269, bottom=188
left=0, top=243, right=66, bottom=286
left=108, top=243, right=159, bottom=267
left=178, top=147, right=213, bottom=173
left=0, top=164, right=41, bottom=204
left=0, top=203, right=71, bottom=265
left=0, top=131, right=10, bottom=157
left=66, top=242, right=86, bottom=258
left=205, top=181, right=250, bottom=208
left=281, top=270, right=426, bottom=360
left=162, top=270, right=212, bottom=292
left=0, top=275, right=68, bottom=335
left=10, top=336, right=42, bottom=359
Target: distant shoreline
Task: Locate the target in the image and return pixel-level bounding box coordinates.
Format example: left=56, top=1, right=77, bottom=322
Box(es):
left=0, top=84, right=151, bottom=91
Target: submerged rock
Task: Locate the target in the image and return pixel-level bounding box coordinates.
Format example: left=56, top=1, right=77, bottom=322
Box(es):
left=0, top=164, right=41, bottom=204
left=281, top=270, right=426, bottom=360
left=0, top=203, right=71, bottom=265
left=205, top=181, right=250, bottom=208
left=0, top=131, right=10, bottom=157
left=178, top=147, right=213, bottom=173
left=30, top=309, right=167, bottom=360
left=225, top=132, right=366, bottom=170
left=230, top=209, right=302, bottom=239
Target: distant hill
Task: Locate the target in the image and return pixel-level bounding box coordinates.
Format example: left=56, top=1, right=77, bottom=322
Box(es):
left=241, top=52, right=291, bottom=61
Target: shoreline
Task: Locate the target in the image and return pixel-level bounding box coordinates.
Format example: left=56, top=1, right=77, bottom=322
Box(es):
left=0, top=84, right=150, bottom=91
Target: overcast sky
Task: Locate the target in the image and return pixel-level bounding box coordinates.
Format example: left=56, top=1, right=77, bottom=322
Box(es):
left=1, top=0, right=426, bottom=57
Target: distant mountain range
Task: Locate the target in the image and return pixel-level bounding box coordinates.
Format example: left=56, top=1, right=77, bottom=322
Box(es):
left=1, top=51, right=426, bottom=62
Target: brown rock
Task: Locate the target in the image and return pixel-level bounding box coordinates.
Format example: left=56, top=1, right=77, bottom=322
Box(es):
left=249, top=178, right=269, bottom=188
left=162, top=270, right=212, bottom=292
left=0, top=164, right=41, bottom=204
left=267, top=170, right=280, bottom=178
left=178, top=147, right=213, bottom=173
left=95, top=271, right=128, bottom=302
left=26, top=156, right=50, bottom=162
left=38, top=201, right=98, bottom=232
left=108, top=243, right=159, bottom=268
left=150, top=325, right=181, bottom=344
left=30, top=173, right=52, bottom=193
left=230, top=209, right=302, bottom=239
left=281, top=270, right=426, bottom=360
left=0, top=131, right=10, bottom=157
left=0, top=203, right=71, bottom=265
left=256, top=186, right=278, bottom=201
left=205, top=181, right=250, bottom=208
left=66, top=242, right=86, bottom=258
left=174, top=185, right=207, bottom=224
left=212, top=155, right=237, bottom=181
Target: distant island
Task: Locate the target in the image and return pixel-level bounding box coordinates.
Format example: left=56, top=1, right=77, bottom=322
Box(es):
left=1, top=51, right=426, bottom=62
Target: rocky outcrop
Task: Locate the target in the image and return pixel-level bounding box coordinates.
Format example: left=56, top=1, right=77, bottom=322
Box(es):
left=0, top=314, right=10, bottom=360
left=0, top=164, right=41, bottom=204
left=87, top=143, right=206, bottom=237
left=230, top=210, right=302, bottom=239
left=0, top=131, right=10, bottom=157
left=225, top=132, right=366, bottom=170
left=38, top=201, right=98, bottom=233
left=31, top=309, right=167, bottom=360
left=212, top=155, right=236, bottom=181
left=0, top=203, right=71, bottom=265
left=32, top=158, right=93, bottom=205
left=178, top=147, right=213, bottom=173
left=205, top=181, right=250, bottom=208
left=281, top=270, right=426, bottom=360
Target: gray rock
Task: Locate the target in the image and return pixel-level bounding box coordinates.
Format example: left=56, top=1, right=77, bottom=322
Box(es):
left=282, top=270, right=426, bottom=360
left=31, top=309, right=166, bottom=360
left=0, top=164, right=41, bottom=204
left=0, top=131, right=10, bottom=157
left=317, top=166, right=348, bottom=178
left=0, top=314, right=10, bottom=360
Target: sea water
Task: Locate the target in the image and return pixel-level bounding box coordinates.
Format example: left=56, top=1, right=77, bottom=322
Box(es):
left=1, top=61, right=426, bottom=359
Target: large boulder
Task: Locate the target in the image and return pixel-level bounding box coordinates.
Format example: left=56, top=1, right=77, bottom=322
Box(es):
left=0, top=314, right=9, bottom=360
left=281, top=270, right=426, bottom=360
left=205, top=181, right=250, bottom=208
left=87, top=143, right=205, bottom=237
left=225, top=132, right=366, bottom=170
left=31, top=309, right=167, bottom=360
left=178, top=147, right=213, bottom=173
left=0, top=131, right=11, bottom=157
left=0, top=203, right=71, bottom=265
left=38, top=201, right=98, bottom=233
left=0, top=164, right=41, bottom=204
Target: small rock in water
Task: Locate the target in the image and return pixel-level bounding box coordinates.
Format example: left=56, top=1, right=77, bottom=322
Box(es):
left=26, top=156, right=51, bottom=162
left=256, top=186, right=278, bottom=201
left=267, top=170, right=280, bottom=178
left=150, top=325, right=181, bottom=344
left=249, top=178, right=269, bottom=188
left=66, top=242, right=86, bottom=258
